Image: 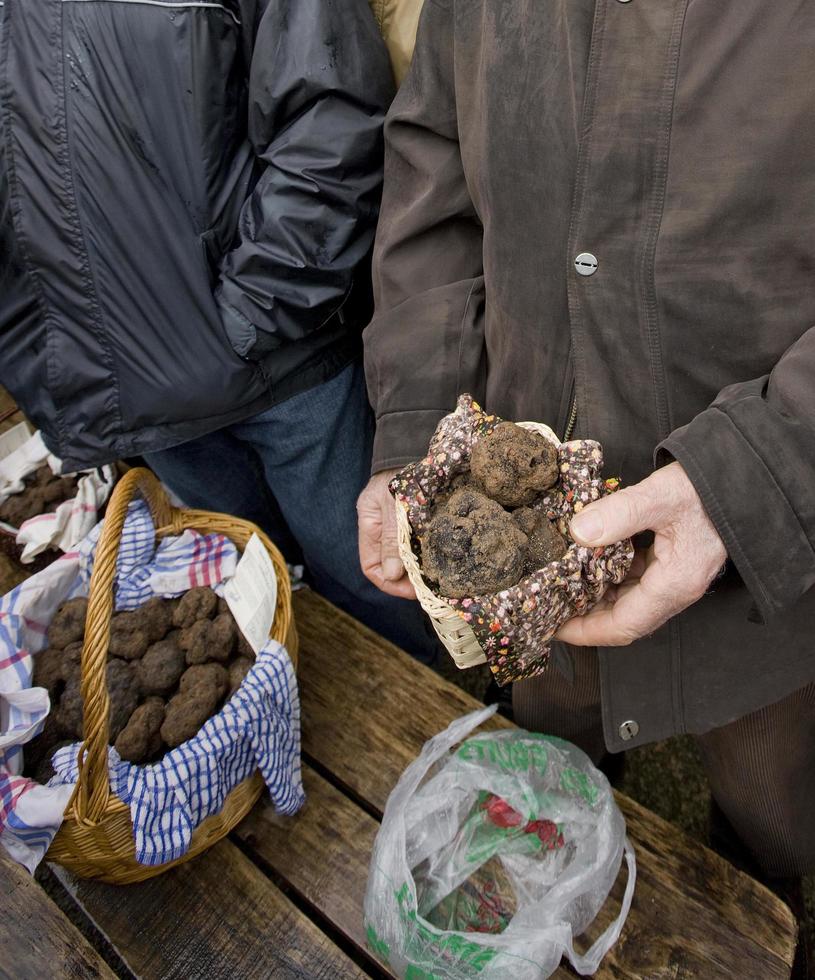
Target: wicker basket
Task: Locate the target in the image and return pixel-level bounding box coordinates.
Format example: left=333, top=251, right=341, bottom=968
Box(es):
left=395, top=421, right=561, bottom=670
left=45, top=467, right=298, bottom=883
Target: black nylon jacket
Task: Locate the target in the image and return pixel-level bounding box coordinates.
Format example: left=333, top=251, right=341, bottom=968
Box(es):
left=0, top=0, right=394, bottom=470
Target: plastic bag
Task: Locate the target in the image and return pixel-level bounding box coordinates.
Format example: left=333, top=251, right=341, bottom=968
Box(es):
left=365, top=706, right=636, bottom=978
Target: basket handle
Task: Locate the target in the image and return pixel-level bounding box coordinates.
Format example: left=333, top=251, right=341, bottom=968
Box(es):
left=74, top=467, right=173, bottom=823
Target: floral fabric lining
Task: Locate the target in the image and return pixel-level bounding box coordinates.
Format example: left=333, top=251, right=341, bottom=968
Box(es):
left=390, top=395, right=634, bottom=685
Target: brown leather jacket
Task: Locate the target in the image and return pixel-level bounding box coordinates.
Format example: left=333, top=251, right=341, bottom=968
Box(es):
left=364, top=0, right=815, bottom=750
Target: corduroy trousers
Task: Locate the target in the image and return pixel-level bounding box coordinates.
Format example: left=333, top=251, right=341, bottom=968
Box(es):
left=513, top=646, right=815, bottom=877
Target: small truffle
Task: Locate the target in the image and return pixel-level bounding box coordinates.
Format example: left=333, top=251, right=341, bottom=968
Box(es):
left=179, top=663, right=229, bottom=699
left=513, top=508, right=568, bottom=572
left=237, top=631, right=255, bottom=660
left=24, top=714, right=66, bottom=771
left=180, top=614, right=236, bottom=665
left=48, top=597, right=88, bottom=649
left=114, top=698, right=166, bottom=763
left=33, top=648, right=68, bottom=700
left=161, top=664, right=228, bottom=748
left=172, top=587, right=218, bottom=628
left=228, top=656, right=254, bottom=697
left=106, top=659, right=140, bottom=741
left=32, top=739, right=73, bottom=785
left=138, top=596, right=175, bottom=643
left=108, top=616, right=150, bottom=661
left=136, top=633, right=186, bottom=696
left=53, top=675, right=84, bottom=739
left=470, top=422, right=559, bottom=507
left=420, top=489, right=528, bottom=598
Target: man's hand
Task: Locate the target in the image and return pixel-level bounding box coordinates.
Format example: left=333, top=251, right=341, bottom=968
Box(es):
left=357, top=469, right=416, bottom=599
left=556, top=462, right=727, bottom=646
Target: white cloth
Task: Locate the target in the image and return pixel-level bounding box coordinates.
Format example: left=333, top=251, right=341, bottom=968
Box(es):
left=0, top=430, right=115, bottom=562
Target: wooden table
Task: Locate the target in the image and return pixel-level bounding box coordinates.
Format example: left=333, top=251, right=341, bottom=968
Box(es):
left=4, top=590, right=798, bottom=979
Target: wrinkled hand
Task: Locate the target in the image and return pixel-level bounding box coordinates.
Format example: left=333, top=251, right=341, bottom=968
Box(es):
left=556, top=462, right=727, bottom=646
left=357, top=469, right=416, bottom=599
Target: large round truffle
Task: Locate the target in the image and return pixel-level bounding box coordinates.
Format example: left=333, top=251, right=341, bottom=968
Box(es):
left=115, top=698, right=166, bottom=763
left=136, top=633, right=186, bottom=696
left=180, top=613, right=236, bottom=665
left=470, top=422, right=559, bottom=507
left=172, top=587, right=218, bottom=628
left=48, top=597, right=88, bottom=649
left=420, top=489, right=528, bottom=598
left=106, top=659, right=139, bottom=741
left=161, top=664, right=228, bottom=748
left=513, top=508, right=568, bottom=573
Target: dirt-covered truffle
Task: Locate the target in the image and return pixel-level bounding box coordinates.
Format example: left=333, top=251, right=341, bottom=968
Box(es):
left=33, top=647, right=68, bottom=700
left=0, top=466, right=79, bottom=527
left=136, top=633, right=186, bottom=696
left=32, top=739, right=73, bottom=785
left=48, top=597, right=88, bottom=649
left=172, top=587, right=218, bottom=628
left=421, top=489, right=528, bottom=598
left=470, top=422, right=559, bottom=507
left=106, top=659, right=139, bottom=741
left=138, top=596, right=175, bottom=643
left=228, top=656, right=254, bottom=697
left=179, top=663, right=229, bottom=699
left=53, top=675, right=84, bottom=739
left=108, top=614, right=150, bottom=661
left=24, top=714, right=66, bottom=771
left=513, top=508, right=568, bottom=573
left=161, top=663, right=228, bottom=748
left=180, top=613, right=236, bottom=665
left=114, top=698, right=165, bottom=763
left=237, top=631, right=255, bottom=660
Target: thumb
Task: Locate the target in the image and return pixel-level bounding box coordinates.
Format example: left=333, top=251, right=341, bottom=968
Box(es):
left=569, top=480, right=664, bottom=547
left=380, top=492, right=406, bottom=582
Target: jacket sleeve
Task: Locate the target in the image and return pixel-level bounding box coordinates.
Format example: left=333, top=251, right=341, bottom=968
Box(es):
left=364, top=0, right=486, bottom=474
left=658, top=328, right=815, bottom=620
left=216, top=0, right=394, bottom=360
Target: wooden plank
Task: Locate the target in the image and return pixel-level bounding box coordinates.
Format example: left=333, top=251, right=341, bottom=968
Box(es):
left=50, top=837, right=369, bottom=979
left=0, top=851, right=116, bottom=980
left=294, top=589, right=512, bottom=815
left=293, top=590, right=796, bottom=977
left=0, top=386, right=25, bottom=436
left=234, top=763, right=577, bottom=979
left=235, top=761, right=795, bottom=980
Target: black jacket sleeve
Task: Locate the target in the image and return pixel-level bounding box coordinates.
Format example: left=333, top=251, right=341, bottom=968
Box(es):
left=218, top=0, right=395, bottom=359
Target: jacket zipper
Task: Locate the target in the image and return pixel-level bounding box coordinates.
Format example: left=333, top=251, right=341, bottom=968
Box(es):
left=563, top=390, right=578, bottom=441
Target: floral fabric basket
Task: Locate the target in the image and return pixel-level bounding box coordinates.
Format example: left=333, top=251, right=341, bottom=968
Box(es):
left=392, top=396, right=634, bottom=685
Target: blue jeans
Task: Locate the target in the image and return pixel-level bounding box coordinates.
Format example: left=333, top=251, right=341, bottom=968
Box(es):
left=145, top=361, right=440, bottom=665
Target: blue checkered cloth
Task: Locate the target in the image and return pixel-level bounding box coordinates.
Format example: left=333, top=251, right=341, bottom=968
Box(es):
left=51, top=639, right=302, bottom=865
left=1, top=499, right=303, bottom=869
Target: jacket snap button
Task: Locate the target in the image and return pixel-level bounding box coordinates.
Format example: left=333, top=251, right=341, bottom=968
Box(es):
left=619, top=719, right=639, bottom=741
left=574, top=252, right=598, bottom=276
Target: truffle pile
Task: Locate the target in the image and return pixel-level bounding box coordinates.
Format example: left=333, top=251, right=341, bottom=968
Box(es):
left=0, top=465, right=80, bottom=528
left=25, top=587, right=256, bottom=782
left=420, top=422, right=567, bottom=598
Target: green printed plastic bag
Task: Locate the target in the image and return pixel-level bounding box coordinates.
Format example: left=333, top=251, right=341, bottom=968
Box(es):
left=364, top=707, right=635, bottom=978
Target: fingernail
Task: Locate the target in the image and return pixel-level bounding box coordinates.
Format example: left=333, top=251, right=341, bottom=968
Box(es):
left=570, top=510, right=603, bottom=543
left=383, top=558, right=403, bottom=581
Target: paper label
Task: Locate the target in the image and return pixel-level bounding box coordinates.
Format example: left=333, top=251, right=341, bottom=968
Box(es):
left=0, top=421, right=33, bottom=462
left=223, top=533, right=278, bottom=655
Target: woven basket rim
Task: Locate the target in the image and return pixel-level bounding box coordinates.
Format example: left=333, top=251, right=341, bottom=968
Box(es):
left=396, top=421, right=561, bottom=669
